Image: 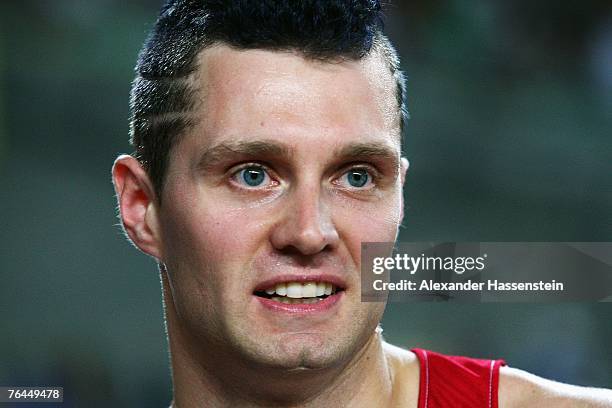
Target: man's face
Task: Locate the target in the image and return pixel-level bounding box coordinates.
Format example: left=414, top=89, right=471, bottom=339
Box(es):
left=157, top=44, right=406, bottom=370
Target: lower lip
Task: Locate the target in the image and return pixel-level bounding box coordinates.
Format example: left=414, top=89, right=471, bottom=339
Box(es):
left=255, top=291, right=344, bottom=314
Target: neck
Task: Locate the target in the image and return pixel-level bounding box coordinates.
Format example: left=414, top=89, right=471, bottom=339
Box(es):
left=162, top=282, right=394, bottom=407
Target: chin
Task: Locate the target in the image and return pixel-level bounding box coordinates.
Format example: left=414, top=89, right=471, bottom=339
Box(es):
left=280, top=336, right=338, bottom=368
left=269, top=349, right=342, bottom=371
left=226, top=307, right=384, bottom=370
left=266, top=333, right=365, bottom=372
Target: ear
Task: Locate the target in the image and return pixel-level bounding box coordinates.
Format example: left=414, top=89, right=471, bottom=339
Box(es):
left=112, top=154, right=163, bottom=260
left=399, top=157, right=409, bottom=223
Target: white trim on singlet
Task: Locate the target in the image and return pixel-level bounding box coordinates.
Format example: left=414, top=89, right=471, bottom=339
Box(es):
left=423, top=350, right=430, bottom=408
left=488, top=359, right=495, bottom=408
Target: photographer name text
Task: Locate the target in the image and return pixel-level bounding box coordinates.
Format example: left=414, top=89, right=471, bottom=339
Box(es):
left=373, top=279, right=564, bottom=292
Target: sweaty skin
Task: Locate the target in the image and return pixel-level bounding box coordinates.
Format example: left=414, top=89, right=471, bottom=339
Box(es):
left=113, top=44, right=612, bottom=407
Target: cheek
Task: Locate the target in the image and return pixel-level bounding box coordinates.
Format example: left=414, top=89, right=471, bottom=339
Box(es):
left=159, top=203, right=271, bottom=330
left=160, top=199, right=273, bottom=277
left=330, top=191, right=402, bottom=269
left=333, top=192, right=402, bottom=238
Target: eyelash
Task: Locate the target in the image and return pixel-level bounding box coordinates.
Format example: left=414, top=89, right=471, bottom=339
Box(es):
left=334, top=165, right=378, bottom=190
left=228, top=163, right=380, bottom=190
left=229, top=163, right=279, bottom=189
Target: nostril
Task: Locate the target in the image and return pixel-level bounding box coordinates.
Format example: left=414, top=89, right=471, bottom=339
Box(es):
left=268, top=203, right=339, bottom=256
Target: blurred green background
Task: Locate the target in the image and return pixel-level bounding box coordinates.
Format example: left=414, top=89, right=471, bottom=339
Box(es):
left=1, top=1, right=610, bottom=406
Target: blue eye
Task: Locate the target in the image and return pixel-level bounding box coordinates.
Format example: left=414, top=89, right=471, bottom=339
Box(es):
left=239, top=166, right=267, bottom=187
left=346, top=169, right=369, bottom=188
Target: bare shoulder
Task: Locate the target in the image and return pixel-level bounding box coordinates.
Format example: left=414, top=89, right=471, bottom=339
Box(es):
left=499, top=365, right=612, bottom=408
left=383, top=341, right=418, bottom=364
left=382, top=342, right=420, bottom=407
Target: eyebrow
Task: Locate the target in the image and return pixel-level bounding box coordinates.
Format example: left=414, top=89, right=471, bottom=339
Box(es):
left=333, top=143, right=400, bottom=169
left=195, top=140, right=400, bottom=171
left=195, top=140, right=293, bottom=171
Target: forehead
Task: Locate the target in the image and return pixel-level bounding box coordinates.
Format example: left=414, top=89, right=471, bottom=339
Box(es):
left=182, top=44, right=400, bottom=155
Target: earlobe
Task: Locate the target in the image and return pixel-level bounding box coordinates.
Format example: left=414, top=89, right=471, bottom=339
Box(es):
left=112, top=155, right=163, bottom=260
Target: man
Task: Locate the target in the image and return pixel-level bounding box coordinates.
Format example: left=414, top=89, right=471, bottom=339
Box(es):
left=112, top=1, right=612, bottom=406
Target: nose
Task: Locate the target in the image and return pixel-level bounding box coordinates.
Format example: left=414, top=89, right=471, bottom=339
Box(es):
left=269, top=185, right=339, bottom=256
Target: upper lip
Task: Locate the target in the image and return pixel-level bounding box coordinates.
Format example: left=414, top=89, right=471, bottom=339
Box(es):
left=253, top=274, right=347, bottom=292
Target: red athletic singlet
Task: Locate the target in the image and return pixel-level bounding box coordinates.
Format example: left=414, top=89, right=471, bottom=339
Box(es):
left=411, top=348, right=506, bottom=408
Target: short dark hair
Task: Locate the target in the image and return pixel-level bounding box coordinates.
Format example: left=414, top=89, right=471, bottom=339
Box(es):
left=130, top=0, right=407, bottom=198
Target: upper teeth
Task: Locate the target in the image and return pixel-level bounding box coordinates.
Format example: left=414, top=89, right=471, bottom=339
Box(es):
left=264, top=282, right=336, bottom=298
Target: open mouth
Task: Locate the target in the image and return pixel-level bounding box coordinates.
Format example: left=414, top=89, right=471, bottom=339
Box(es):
left=254, top=281, right=343, bottom=304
